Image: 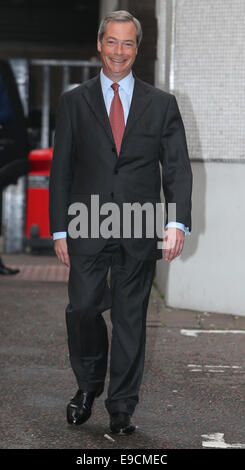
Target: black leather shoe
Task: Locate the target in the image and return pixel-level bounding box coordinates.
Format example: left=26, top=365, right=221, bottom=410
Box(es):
left=0, top=265, right=20, bottom=275
left=109, top=412, right=136, bottom=435
left=67, top=390, right=97, bottom=425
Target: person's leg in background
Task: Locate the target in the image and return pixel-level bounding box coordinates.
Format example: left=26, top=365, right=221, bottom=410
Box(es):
left=0, top=192, right=19, bottom=275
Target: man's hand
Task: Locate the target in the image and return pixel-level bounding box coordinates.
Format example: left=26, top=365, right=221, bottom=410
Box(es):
left=163, top=228, right=185, bottom=262
left=54, top=238, right=70, bottom=268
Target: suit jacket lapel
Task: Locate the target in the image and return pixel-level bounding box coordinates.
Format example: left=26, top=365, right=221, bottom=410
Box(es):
left=122, top=75, right=152, bottom=143
left=81, top=74, right=114, bottom=144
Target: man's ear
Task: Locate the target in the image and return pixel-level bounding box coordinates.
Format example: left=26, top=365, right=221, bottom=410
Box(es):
left=97, top=38, right=102, bottom=52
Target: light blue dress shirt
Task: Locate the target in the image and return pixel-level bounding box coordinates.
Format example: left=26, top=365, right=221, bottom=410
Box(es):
left=53, top=69, right=189, bottom=240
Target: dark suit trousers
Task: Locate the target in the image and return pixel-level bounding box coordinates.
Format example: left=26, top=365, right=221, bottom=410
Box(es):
left=65, top=237, right=156, bottom=415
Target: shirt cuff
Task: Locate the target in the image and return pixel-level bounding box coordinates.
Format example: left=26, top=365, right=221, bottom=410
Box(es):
left=53, top=231, right=67, bottom=240
left=165, top=222, right=190, bottom=236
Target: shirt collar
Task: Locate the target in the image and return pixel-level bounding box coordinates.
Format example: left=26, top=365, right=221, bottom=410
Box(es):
left=100, top=69, right=134, bottom=95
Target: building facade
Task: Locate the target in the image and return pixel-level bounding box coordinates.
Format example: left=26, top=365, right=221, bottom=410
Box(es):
left=155, top=0, right=245, bottom=316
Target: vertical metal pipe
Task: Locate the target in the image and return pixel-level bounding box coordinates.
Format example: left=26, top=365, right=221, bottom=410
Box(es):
left=62, top=64, right=70, bottom=92
left=82, top=66, right=89, bottom=82
left=41, top=64, right=50, bottom=148
left=169, top=0, right=177, bottom=93
left=9, top=58, right=29, bottom=116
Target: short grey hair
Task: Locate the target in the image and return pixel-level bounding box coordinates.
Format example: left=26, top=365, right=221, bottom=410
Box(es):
left=98, top=10, right=143, bottom=48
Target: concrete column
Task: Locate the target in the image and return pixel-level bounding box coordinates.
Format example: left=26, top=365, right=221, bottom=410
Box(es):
left=155, top=0, right=245, bottom=316
left=99, top=0, right=119, bottom=21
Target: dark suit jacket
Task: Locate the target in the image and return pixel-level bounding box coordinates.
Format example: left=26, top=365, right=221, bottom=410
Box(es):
left=0, top=60, right=29, bottom=189
left=49, top=73, right=192, bottom=260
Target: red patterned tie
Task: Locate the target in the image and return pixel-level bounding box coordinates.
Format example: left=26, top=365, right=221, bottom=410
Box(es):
left=109, top=83, right=125, bottom=156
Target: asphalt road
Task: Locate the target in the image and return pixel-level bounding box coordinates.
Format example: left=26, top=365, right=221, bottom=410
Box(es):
left=1, top=254, right=245, bottom=455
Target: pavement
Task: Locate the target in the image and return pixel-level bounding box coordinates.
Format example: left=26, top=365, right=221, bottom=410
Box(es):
left=1, top=251, right=245, bottom=450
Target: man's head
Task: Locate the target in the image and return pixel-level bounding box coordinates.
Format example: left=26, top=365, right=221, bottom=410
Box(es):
left=97, top=10, right=142, bottom=82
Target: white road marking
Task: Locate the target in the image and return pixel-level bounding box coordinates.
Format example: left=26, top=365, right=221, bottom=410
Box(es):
left=181, top=329, right=245, bottom=338
left=189, top=365, right=241, bottom=368
left=187, top=364, right=242, bottom=373
left=202, top=433, right=245, bottom=449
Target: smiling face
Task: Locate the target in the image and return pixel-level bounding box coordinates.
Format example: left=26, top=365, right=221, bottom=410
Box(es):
left=97, top=21, right=138, bottom=82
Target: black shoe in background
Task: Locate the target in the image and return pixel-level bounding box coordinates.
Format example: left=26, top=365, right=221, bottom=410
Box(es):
left=0, top=260, right=20, bottom=275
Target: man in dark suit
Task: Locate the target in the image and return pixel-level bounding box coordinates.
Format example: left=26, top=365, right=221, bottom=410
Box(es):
left=49, top=10, right=192, bottom=434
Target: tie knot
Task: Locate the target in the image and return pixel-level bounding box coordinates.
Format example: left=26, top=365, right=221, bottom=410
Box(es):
left=111, top=82, right=119, bottom=92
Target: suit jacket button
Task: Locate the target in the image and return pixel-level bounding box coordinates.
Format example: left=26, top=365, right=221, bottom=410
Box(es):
left=111, top=192, right=114, bottom=198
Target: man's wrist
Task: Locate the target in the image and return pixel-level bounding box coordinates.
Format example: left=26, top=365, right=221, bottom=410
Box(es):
left=165, top=222, right=190, bottom=236
left=53, top=231, right=67, bottom=240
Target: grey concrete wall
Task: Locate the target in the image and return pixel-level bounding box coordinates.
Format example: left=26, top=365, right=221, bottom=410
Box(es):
left=155, top=0, right=245, bottom=316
